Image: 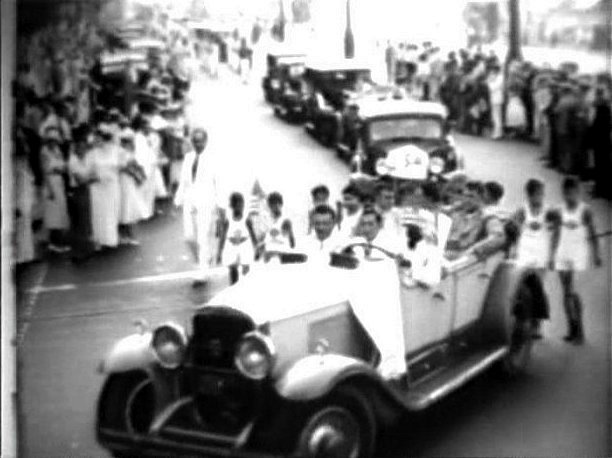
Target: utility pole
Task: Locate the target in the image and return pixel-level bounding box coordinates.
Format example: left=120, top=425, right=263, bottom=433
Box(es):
left=344, top=0, right=355, bottom=58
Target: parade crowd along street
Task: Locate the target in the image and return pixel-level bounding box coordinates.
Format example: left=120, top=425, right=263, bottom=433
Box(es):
left=12, top=4, right=605, bottom=344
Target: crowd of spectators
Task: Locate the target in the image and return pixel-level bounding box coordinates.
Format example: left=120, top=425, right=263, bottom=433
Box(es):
left=13, top=9, right=196, bottom=266
left=385, top=42, right=612, bottom=200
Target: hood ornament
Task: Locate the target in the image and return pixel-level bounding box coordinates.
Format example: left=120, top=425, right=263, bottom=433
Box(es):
left=314, top=338, right=330, bottom=356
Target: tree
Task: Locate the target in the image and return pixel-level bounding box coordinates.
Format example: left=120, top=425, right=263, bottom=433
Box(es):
left=506, top=0, right=522, bottom=63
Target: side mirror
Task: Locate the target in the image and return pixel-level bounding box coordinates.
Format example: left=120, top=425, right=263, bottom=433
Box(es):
left=444, top=120, right=456, bottom=135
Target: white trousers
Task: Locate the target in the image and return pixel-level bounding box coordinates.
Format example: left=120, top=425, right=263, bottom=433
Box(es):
left=491, top=103, right=503, bottom=138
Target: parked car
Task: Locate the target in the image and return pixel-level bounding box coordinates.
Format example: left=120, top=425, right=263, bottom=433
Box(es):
left=336, top=95, right=464, bottom=178
left=96, top=238, right=547, bottom=458
left=262, top=50, right=306, bottom=108
left=302, top=59, right=380, bottom=146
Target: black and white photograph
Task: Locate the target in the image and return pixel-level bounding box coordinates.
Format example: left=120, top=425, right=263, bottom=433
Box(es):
left=1, top=0, right=611, bottom=457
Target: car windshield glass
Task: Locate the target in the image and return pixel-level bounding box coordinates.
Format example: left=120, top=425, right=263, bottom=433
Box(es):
left=369, top=117, right=442, bottom=142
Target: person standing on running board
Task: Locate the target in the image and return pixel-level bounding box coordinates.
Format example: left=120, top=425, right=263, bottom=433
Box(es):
left=550, top=177, right=602, bottom=344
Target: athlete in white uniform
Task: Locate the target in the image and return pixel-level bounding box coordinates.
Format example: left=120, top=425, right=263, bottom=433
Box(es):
left=515, top=180, right=553, bottom=270
left=262, top=192, right=295, bottom=256
left=551, top=177, right=601, bottom=344
left=218, top=193, right=256, bottom=285
left=513, top=179, right=554, bottom=339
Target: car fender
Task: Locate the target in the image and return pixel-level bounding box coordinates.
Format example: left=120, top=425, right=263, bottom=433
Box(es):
left=480, top=260, right=548, bottom=345
left=275, top=353, right=381, bottom=402
left=98, top=332, right=156, bottom=375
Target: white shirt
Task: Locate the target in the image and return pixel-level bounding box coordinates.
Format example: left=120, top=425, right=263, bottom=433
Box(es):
left=299, top=229, right=343, bottom=260
left=338, top=207, right=362, bottom=239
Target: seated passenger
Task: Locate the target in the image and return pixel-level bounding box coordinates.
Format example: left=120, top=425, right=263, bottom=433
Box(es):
left=307, top=184, right=341, bottom=233
left=337, top=183, right=363, bottom=239
left=348, top=206, right=403, bottom=260
left=299, top=204, right=343, bottom=260
left=375, top=180, right=402, bottom=237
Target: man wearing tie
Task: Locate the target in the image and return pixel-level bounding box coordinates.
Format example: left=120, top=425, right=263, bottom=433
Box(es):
left=174, top=128, right=224, bottom=286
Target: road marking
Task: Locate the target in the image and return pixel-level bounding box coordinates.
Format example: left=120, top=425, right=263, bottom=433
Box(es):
left=16, top=262, right=49, bottom=347
left=26, top=266, right=228, bottom=294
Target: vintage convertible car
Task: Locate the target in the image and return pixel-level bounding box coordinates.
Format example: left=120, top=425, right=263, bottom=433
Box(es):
left=262, top=49, right=306, bottom=112
left=336, top=96, right=464, bottom=178
left=96, top=241, right=547, bottom=458
left=302, top=59, right=386, bottom=146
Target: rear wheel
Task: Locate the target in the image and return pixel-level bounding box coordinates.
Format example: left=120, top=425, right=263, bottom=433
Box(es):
left=295, top=386, right=376, bottom=458
left=501, top=284, right=535, bottom=376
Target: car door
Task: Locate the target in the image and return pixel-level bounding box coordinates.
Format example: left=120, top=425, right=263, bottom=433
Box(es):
left=400, top=273, right=455, bottom=354
left=450, top=255, right=490, bottom=332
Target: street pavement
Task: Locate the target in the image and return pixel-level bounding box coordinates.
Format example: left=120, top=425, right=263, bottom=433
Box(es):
left=17, top=70, right=612, bottom=458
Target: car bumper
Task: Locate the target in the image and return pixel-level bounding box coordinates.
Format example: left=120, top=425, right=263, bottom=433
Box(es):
left=98, top=427, right=291, bottom=458
left=274, top=103, right=303, bottom=116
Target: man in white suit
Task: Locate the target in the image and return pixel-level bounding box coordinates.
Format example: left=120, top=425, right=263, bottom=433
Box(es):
left=174, top=128, right=223, bottom=286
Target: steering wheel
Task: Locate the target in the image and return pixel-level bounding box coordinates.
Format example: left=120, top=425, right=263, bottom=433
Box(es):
left=341, top=243, right=411, bottom=268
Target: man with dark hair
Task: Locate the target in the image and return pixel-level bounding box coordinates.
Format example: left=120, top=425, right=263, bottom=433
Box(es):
left=375, top=180, right=401, bottom=237
left=299, top=205, right=342, bottom=259
left=350, top=206, right=403, bottom=260
left=307, top=184, right=339, bottom=233
left=262, top=191, right=295, bottom=254
left=175, top=127, right=223, bottom=287
left=337, top=183, right=363, bottom=239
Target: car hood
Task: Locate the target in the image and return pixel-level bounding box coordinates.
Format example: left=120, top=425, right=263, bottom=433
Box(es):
left=203, top=263, right=355, bottom=325
left=371, top=138, right=449, bottom=156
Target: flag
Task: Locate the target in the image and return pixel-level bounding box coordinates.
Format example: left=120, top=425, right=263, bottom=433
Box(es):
left=248, top=179, right=267, bottom=242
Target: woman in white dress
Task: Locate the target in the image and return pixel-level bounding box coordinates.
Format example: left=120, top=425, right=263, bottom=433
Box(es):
left=505, top=86, right=527, bottom=135
left=89, top=126, right=122, bottom=249
left=41, top=128, right=70, bottom=253
left=15, top=142, right=37, bottom=263
left=133, top=117, right=157, bottom=220
left=118, top=128, right=147, bottom=245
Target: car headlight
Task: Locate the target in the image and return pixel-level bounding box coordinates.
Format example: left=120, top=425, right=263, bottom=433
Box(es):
left=234, top=331, right=276, bottom=380
left=429, top=157, right=445, bottom=175
left=151, top=323, right=187, bottom=369
left=270, top=79, right=280, bottom=89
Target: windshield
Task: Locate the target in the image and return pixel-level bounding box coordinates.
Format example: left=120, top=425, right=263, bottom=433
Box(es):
left=369, top=117, right=443, bottom=142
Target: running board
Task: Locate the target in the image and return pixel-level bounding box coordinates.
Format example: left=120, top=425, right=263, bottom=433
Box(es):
left=403, top=347, right=507, bottom=411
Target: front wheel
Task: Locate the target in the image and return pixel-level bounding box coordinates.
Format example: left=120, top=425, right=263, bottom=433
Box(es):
left=295, top=386, right=376, bottom=458
left=97, top=371, right=156, bottom=456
